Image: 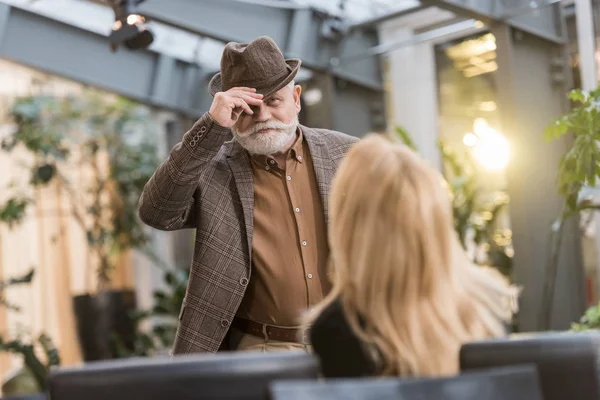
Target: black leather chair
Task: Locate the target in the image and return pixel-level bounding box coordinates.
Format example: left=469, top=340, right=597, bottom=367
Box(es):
left=269, top=364, right=542, bottom=400
left=461, top=331, right=600, bottom=400
left=48, top=350, right=319, bottom=400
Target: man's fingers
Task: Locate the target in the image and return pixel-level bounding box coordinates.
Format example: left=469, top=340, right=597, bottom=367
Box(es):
left=232, top=98, right=253, bottom=115
left=228, top=87, right=257, bottom=93
left=246, top=92, right=264, bottom=98
left=241, top=95, right=263, bottom=107
left=229, top=90, right=263, bottom=100
left=231, top=108, right=243, bottom=120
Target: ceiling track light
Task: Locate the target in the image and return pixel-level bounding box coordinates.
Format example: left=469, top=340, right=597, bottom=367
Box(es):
left=108, top=0, right=154, bottom=52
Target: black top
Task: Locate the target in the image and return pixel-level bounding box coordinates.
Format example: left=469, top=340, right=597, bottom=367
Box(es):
left=309, top=299, right=378, bottom=378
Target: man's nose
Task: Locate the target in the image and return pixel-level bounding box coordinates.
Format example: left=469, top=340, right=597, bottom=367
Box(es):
left=251, top=103, right=271, bottom=122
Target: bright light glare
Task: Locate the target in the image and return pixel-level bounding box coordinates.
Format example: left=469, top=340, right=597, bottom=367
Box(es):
left=304, top=88, right=322, bottom=106
left=470, top=118, right=510, bottom=170
left=463, top=132, right=478, bottom=147
left=127, top=14, right=145, bottom=25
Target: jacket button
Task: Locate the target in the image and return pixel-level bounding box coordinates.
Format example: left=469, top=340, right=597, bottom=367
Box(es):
left=200, top=126, right=207, bottom=133
left=221, top=319, right=230, bottom=328
left=240, top=278, right=248, bottom=286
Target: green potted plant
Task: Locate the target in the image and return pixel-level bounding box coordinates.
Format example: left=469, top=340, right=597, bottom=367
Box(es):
left=0, top=268, right=61, bottom=396
left=0, top=91, right=160, bottom=360
left=542, top=87, right=600, bottom=330
left=112, top=265, right=189, bottom=357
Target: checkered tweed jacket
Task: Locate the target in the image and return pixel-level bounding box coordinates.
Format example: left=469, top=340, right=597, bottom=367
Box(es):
left=138, top=113, right=358, bottom=354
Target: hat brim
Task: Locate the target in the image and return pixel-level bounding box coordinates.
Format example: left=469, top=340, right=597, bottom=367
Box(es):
left=208, top=59, right=301, bottom=99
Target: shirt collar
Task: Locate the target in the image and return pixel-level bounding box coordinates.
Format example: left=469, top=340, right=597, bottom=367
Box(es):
left=250, top=126, right=304, bottom=167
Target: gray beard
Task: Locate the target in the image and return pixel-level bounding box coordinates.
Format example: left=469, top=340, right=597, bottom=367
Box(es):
left=232, top=117, right=299, bottom=155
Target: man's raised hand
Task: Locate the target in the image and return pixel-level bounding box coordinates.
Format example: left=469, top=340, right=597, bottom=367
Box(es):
left=208, top=87, right=263, bottom=128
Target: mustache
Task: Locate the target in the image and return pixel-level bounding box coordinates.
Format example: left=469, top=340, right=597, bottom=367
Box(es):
left=235, top=119, right=297, bottom=137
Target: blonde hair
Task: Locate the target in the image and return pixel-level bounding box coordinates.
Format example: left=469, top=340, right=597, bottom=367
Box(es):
left=307, top=134, right=518, bottom=378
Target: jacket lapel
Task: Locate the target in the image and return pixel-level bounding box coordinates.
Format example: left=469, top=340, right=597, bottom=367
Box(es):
left=301, top=125, right=333, bottom=225
left=226, top=140, right=254, bottom=264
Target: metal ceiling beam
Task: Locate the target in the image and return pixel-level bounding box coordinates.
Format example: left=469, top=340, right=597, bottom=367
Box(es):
left=136, top=0, right=383, bottom=90
left=347, top=4, right=429, bottom=32
left=0, top=3, right=207, bottom=117
left=417, top=0, right=566, bottom=43
left=340, top=18, right=483, bottom=63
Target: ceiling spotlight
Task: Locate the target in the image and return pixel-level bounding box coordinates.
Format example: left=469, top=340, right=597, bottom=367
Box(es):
left=109, top=0, right=154, bottom=51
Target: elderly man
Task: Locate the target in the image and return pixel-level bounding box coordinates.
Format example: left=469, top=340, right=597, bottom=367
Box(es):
left=139, top=36, right=358, bottom=354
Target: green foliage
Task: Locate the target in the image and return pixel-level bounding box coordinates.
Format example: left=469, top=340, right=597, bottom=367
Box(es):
left=1, top=91, right=160, bottom=289
left=0, top=268, right=35, bottom=311
left=0, top=197, right=32, bottom=229
left=112, top=267, right=189, bottom=357
left=0, top=269, right=60, bottom=392
left=395, top=129, right=513, bottom=278
left=545, top=87, right=600, bottom=217
left=0, top=333, right=60, bottom=391
left=571, top=301, right=600, bottom=331
left=544, top=87, right=600, bottom=330
left=394, top=126, right=417, bottom=151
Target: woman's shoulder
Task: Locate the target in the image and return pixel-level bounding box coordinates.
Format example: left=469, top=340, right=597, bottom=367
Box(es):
left=309, top=297, right=379, bottom=378
left=311, top=298, right=348, bottom=334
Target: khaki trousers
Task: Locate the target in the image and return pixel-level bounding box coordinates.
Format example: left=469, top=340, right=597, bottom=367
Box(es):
left=228, top=328, right=312, bottom=353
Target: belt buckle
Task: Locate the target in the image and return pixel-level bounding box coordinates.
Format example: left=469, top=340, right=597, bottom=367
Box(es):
left=302, top=329, right=310, bottom=345
left=261, top=322, right=270, bottom=340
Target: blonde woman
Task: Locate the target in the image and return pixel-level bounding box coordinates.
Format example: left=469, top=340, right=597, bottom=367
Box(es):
left=306, top=134, right=518, bottom=378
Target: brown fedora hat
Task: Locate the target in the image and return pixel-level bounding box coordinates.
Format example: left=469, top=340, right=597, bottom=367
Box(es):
left=208, top=36, right=301, bottom=99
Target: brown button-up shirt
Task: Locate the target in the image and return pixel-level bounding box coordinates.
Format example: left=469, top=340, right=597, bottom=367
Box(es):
left=236, top=129, right=330, bottom=327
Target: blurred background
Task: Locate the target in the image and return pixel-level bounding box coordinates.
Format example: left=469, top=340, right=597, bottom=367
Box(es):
left=0, top=0, right=598, bottom=395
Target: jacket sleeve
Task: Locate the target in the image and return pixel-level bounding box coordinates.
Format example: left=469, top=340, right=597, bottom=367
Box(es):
left=138, top=113, right=232, bottom=231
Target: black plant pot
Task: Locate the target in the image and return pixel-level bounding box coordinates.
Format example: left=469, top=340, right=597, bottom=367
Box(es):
left=73, top=289, right=137, bottom=361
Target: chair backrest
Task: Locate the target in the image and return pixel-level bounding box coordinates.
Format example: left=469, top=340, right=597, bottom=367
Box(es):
left=48, top=350, right=319, bottom=400
left=1, top=395, right=47, bottom=400
left=269, top=365, right=542, bottom=400
left=460, top=331, right=600, bottom=400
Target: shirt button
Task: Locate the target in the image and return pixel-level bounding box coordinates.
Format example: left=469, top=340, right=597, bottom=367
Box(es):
left=221, top=319, right=230, bottom=328
left=287, top=176, right=292, bottom=181
left=297, top=156, right=303, bottom=161
left=240, top=278, right=249, bottom=286
left=265, top=166, right=270, bottom=171
left=307, top=274, right=313, bottom=279
left=302, top=241, right=307, bottom=246
left=200, top=126, right=207, bottom=133
left=269, top=159, right=276, bottom=165
left=295, top=207, right=300, bottom=213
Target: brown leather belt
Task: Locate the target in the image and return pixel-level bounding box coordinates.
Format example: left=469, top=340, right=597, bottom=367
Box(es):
left=232, top=317, right=308, bottom=344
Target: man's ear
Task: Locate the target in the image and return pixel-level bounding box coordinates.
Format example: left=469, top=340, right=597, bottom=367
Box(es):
left=293, top=85, right=302, bottom=113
